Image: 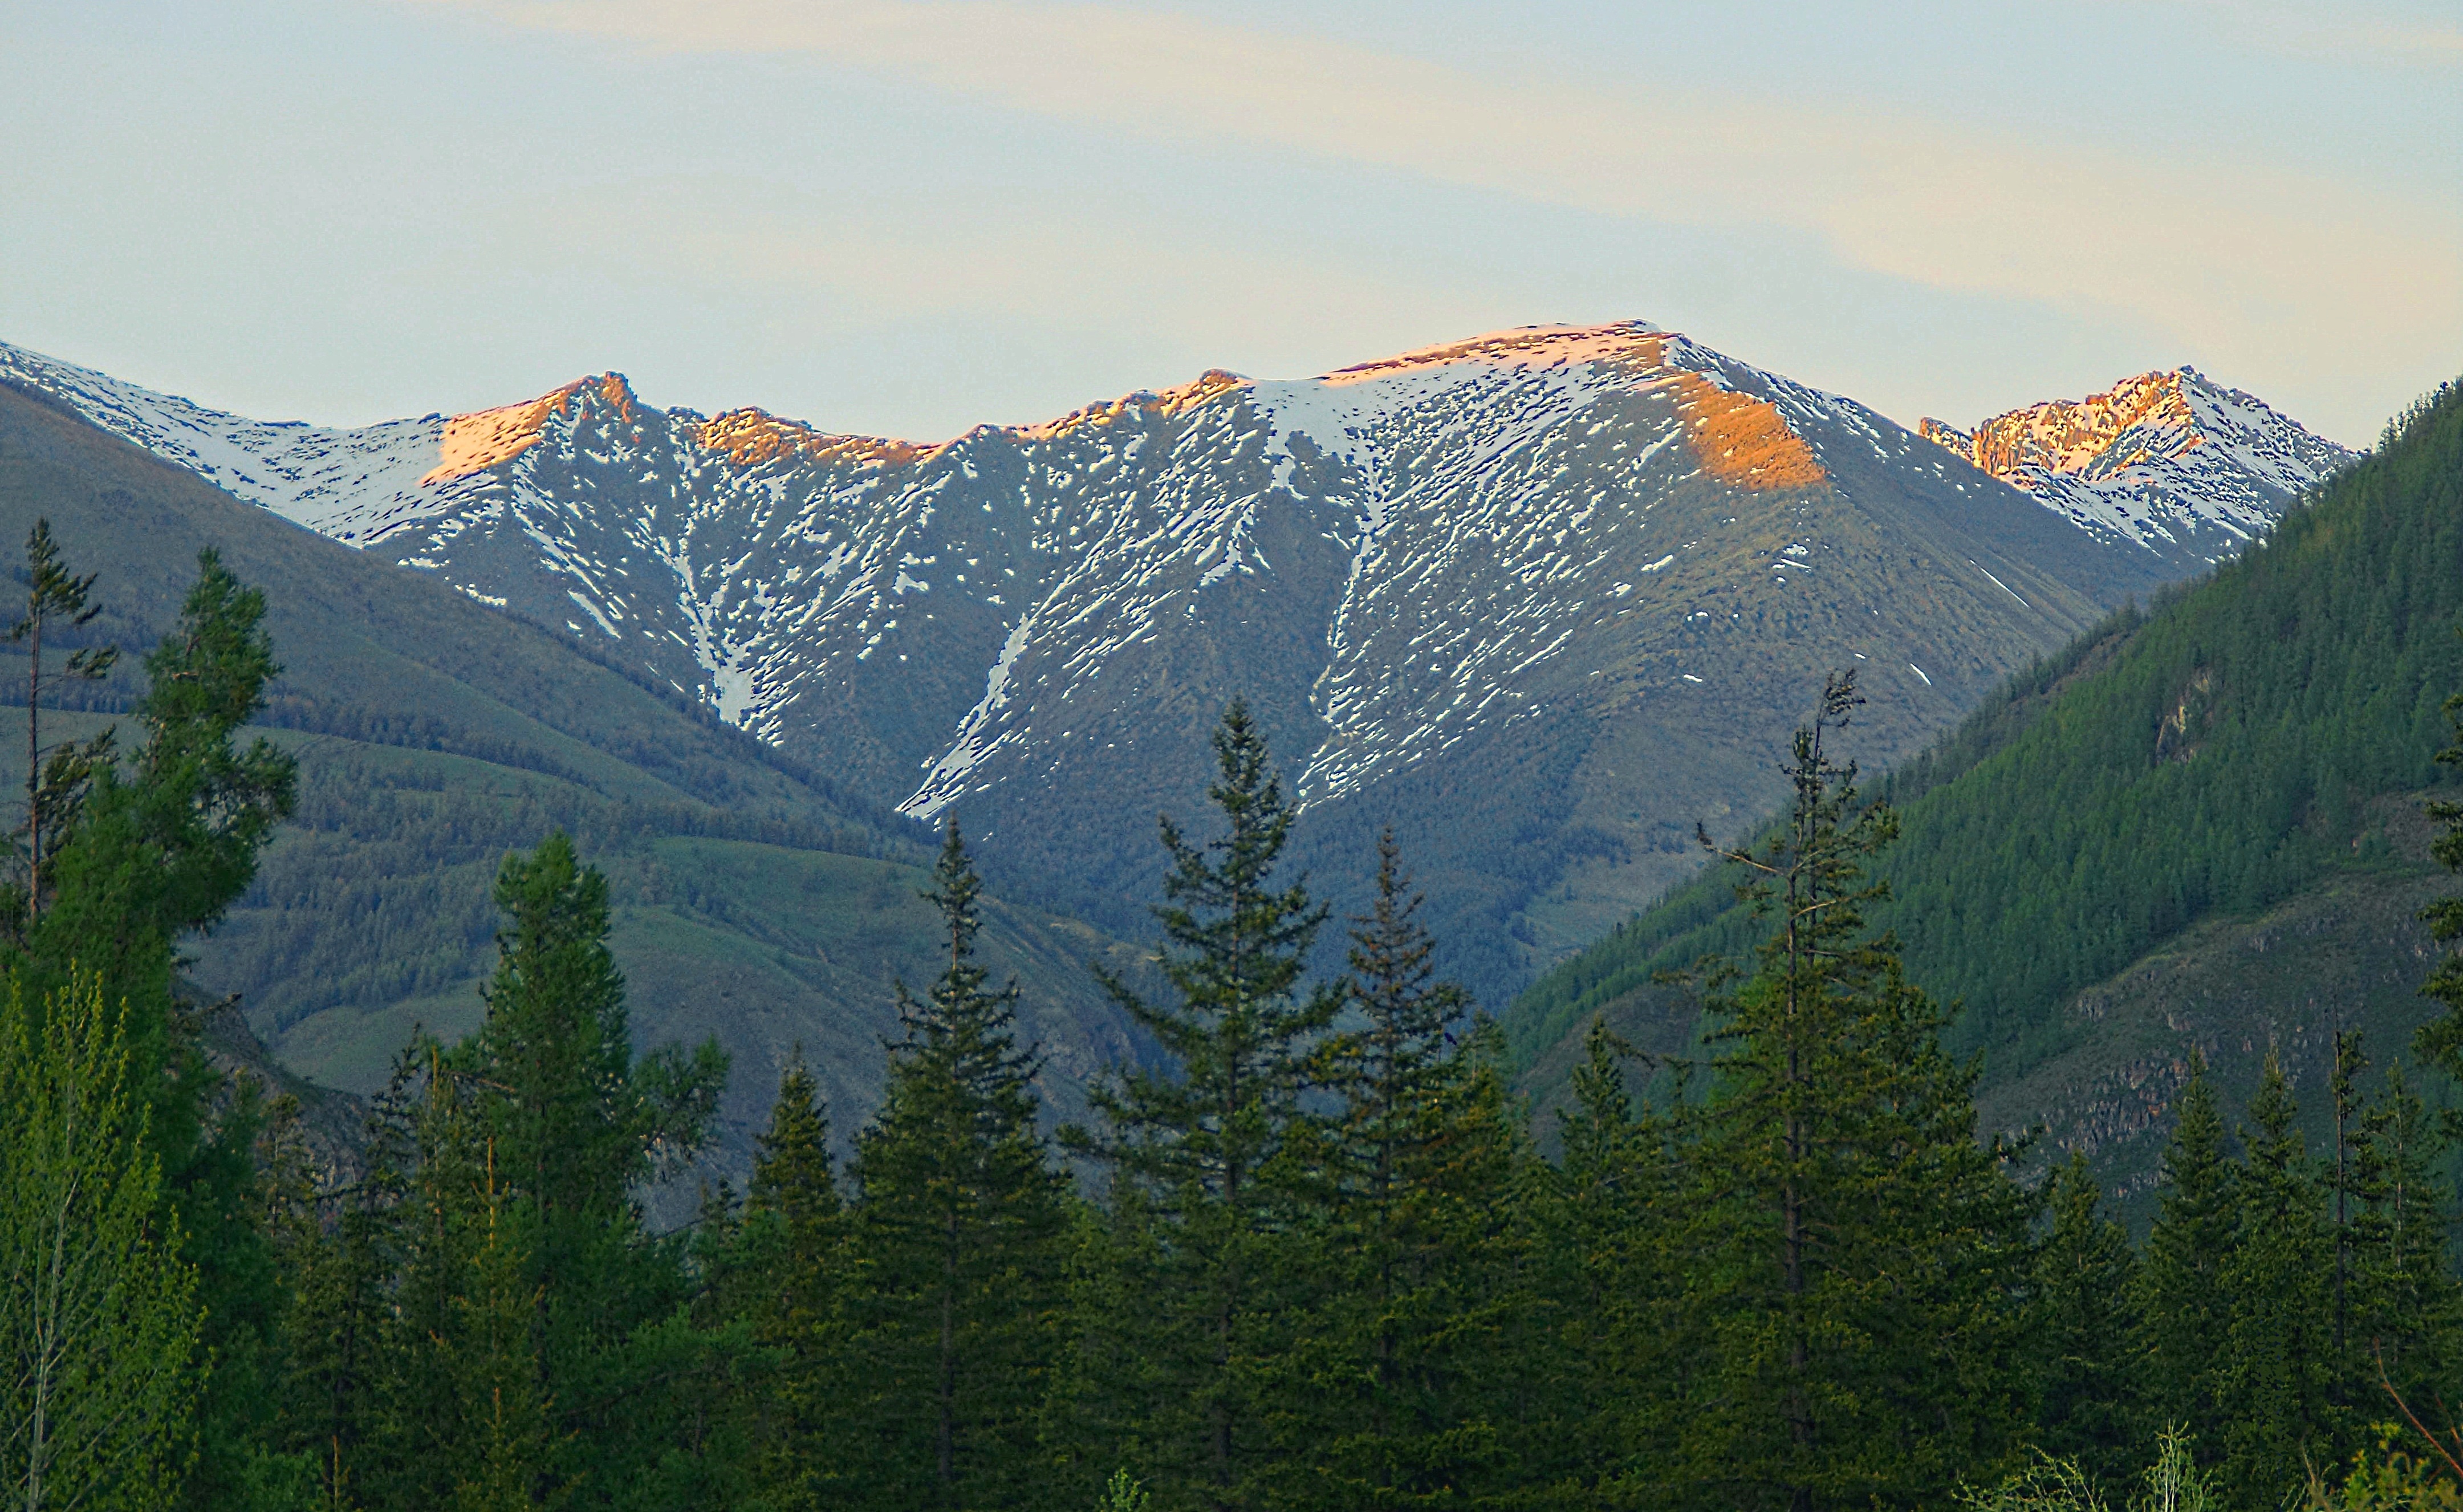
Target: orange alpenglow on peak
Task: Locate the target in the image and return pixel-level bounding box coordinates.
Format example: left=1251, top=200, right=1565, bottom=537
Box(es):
left=1665, top=370, right=1828, bottom=491
left=1011, top=369, right=1249, bottom=442
left=420, top=373, right=647, bottom=487
left=692, top=409, right=922, bottom=470
left=1920, top=369, right=2202, bottom=481
left=419, top=385, right=580, bottom=488
left=1318, top=322, right=1665, bottom=387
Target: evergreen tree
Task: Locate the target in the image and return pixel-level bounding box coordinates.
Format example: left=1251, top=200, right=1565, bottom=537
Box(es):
left=444, top=1148, right=559, bottom=1512
left=2348, top=1062, right=2461, bottom=1411
left=739, top=1049, right=846, bottom=1511
left=2213, top=1051, right=2336, bottom=1504
left=2327, top=1030, right=2369, bottom=1384
left=1288, top=833, right=1521, bottom=1510
left=1521, top=1015, right=1688, bottom=1509
left=335, top=836, right=734, bottom=1510
left=846, top=818, right=1069, bottom=1511
left=32, top=549, right=295, bottom=1034
left=2031, top=1151, right=2144, bottom=1491
left=270, top=1090, right=399, bottom=1510
left=4, top=518, right=117, bottom=934
left=0, top=974, right=203, bottom=1512
left=1676, top=672, right=2034, bottom=1510
left=370, top=1039, right=495, bottom=1511
left=1066, top=701, right=1342, bottom=1512
left=2136, top=1060, right=2237, bottom=1451
left=462, top=834, right=729, bottom=1506
left=2417, top=677, right=2463, bottom=1088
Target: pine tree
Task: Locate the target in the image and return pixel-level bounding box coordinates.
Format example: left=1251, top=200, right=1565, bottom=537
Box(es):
left=2136, top=1059, right=2237, bottom=1452
left=1676, top=672, right=2034, bottom=1510
left=4, top=518, right=117, bottom=934
left=846, top=818, right=1069, bottom=1511
left=1066, top=701, right=1342, bottom=1512
left=1289, top=832, right=1521, bottom=1510
left=2031, top=1151, right=2144, bottom=1490
left=0, top=974, right=204, bottom=1511
left=2213, top=1051, right=2336, bottom=1503
left=33, top=549, right=294, bottom=1034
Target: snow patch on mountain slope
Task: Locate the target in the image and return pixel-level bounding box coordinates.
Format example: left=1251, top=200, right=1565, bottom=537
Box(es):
left=1920, top=368, right=2351, bottom=561
left=0, top=342, right=495, bottom=544
left=3, top=323, right=2314, bottom=850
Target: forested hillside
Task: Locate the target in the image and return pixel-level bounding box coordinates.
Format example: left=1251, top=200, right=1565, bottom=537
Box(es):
left=14, top=595, right=2463, bottom=1510
left=1510, top=378, right=2463, bottom=1194
left=0, top=379, right=1145, bottom=1164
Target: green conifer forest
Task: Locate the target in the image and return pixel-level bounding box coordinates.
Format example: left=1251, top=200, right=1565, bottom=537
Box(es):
left=7, top=377, right=2463, bottom=1511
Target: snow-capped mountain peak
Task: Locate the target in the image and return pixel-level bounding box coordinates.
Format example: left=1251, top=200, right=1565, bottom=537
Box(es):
left=1, top=324, right=2302, bottom=1000
left=1920, top=367, right=2352, bottom=563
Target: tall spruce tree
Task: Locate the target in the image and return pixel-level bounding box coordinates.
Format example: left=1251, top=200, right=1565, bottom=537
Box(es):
left=846, top=819, right=1068, bottom=1512
left=340, top=835, right=734, bottom=1511
left=1066, top=701, right=1342, bottom=1512
left=464, top=834, right=729, bottom=1506
left=1522, top=1016, right=1690, bottom=1509
left=2417, top=677, right=2463, bottom=1088
left=2030, top=1151, right=2144, bottom=1490
left=739, top=1048, right=846, bottom=1511
left=2136, top=1059, right=2238, bottom=1453
left=1676, top=672, right=2033, bottom=1511
left=2214, top=1051, right=2336, bottom=1504
left=1286, top=832, right=1521, bottom=1511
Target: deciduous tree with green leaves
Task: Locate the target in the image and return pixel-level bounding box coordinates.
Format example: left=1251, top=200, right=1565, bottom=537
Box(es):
left=0, top=974, right=202, bottom=1512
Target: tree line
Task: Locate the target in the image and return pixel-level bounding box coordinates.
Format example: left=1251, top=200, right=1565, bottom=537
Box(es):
left=12, top=531, right=2463, bottom=1510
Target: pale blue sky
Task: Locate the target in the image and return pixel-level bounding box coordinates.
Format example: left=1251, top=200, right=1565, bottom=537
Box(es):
left=2, top=0, right=2455, bottom=444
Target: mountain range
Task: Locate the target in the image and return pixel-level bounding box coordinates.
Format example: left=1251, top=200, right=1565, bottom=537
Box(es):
left=1511, top=376, right=2461, bottom=1211
left=0, top=377, right=1149, bottom=1187
left=0, top=326, right=2354, bottom=1025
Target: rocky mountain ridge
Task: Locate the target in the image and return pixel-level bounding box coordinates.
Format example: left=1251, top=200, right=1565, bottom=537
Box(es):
left=1921, top=367, right=2354, bottom=570
left=0, top=327, right=2352, bottom=1002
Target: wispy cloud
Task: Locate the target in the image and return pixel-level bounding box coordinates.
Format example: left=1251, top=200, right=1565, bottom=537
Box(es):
left=432, top=0, right=2461, bottom=396
left=2142, top=0, right=2463, bottom=70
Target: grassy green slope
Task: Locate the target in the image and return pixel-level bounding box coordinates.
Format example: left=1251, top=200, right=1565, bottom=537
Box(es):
left=0, top=381, right=1142, bottom=1166
left=1506, top=380, right=2463, bottom=1189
